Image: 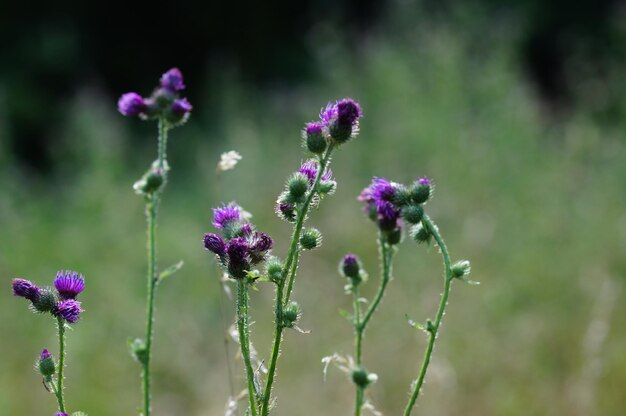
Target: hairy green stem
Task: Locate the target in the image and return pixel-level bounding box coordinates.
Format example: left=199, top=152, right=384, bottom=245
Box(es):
left=55, top=317, right=67, bottom=413
left=141, top=120, right=168, bottom=416
left=283, top=248, right=300, bottom=304
left=237, top=280, right=258, bottom=416
left=353, top=234, right=394, bottom=416
left=260, top=145, right=334, bottom=416
left=403, top=215, right=453, bottom=416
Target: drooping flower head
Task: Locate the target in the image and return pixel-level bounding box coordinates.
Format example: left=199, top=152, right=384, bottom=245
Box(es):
left=55, top=299, right=83, bottom=324
left=203, top=233, right=226, bottom=257
left=320, top=98, right=363, bottom=143
left=54, top=271, right=85, bottom=299
left=118, top=93, right=148, bottom=117
left=160, top=68, right=185, bottom=92
left=12, top=278, right=41, bottom=302
left=212, top=204, right=242, bottom=229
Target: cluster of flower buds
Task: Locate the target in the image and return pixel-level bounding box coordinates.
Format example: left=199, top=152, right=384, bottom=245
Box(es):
left=303, top=98, right=364, bottom=153
left=203, top=204, right=274, bottom=279
left=339, top=253, right=368, bottom=292
left=359, top=176, right=433, bottom=245
left=118, top=68, right=192, bottom=126
left=275, top=160, right=337, bottom=222
left=12, top=271, right=85, bottom=324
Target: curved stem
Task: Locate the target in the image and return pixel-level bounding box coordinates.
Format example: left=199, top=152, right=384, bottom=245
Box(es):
left=353, top=234, right=394, bottom=416
left=237, top=280, right=258, bottom=416
left=55, top=317, right=66, bottom=413
left=403, top=215, right=453, bottom=416
left=260, top=145, right=334, bottom=416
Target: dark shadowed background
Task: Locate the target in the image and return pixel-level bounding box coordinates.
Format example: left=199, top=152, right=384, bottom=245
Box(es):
left=1, top=0, right=626, bottom=415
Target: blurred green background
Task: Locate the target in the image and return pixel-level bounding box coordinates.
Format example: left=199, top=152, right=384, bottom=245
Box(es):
left=2, top=1, right=626, bottom=415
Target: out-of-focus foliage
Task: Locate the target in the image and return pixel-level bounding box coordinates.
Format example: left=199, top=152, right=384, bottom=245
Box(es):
left=1, top=4, right=626, bottom=415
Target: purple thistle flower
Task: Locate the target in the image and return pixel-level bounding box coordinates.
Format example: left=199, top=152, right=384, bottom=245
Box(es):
left=204, top=233, right=226, bottom=256
left=341, top=253, right=361, bottom=279
left=55, top=299, right=83, bottom=324
left=370, top=177, right=397, bottom=202
left=40, top=348, right=52, bottom=360
left=305, top=121, right=324, bottom=135
left=54, top=271, right=85, bottom=299
left=249, top=232, right=274, bottom=264
left=298, top=160, right=333, bottom=185
left=226, top=237, right=251, bottom=278
left=212, top=204, right=241, bottom=229
left=320, top=102, right=338, bottom=125
left=118, top=93, right=148, bottom=117
left=276, top=202, right=296, bottom=222
left=12, top=278, right=41, bottom=302
left=56, top=414, right=70, bottom=416
left=170, top=98, right=193, bottom=117
left=418, top=176, right=431, bottom=186
left=160, top=68, right=185, bottom=92
left=376, top=200, right=401, bottom=231
left=335, top=98, right=363, bottom=127
left=239, top=223, right=253, bottom=237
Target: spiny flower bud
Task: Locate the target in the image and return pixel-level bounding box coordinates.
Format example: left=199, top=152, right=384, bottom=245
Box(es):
left=118, top=92, right=148, bottom=117
left=37, top=349, right=55, bottom=377
left=351, top=367, right=377, bottom=388
left=32, top=288, right=58, bottom=314
left=303, top=121, right=327, bottom=154
left=410, top=176, right=432, bottom=204
left=160, top=68, right=186, bottom=92
left=410, top=222, right=431, bottom=244
left=451, top=260, right=471, bottom=278
left=402, top=204, right=424, bottom=225
left=392, top=185, right=413, bottom=207
left=165, top=97, right=193, bottom=125
left=322, top=98, right=363, bottom=144
left=12, top=278, right=41, bottom=303
left=133, top=163, right=166, bottom=195
left=300, top=228, right=322, bottom=250
left=275, top=199, right=296, bottom=223
left=317, top=180, right=336, bottom=195
left=265, top=257, right=284, bottom=283
left=282, top=301, right=301, bottom=328
left=341, top=254, right=361, bottom=279
left=386, top=227, right=403, bottom=245
left=286, top=172, right=310, bottom=203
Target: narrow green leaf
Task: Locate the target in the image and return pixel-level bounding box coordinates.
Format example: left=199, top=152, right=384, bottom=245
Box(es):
left=158, top=260, right=184, bottom=282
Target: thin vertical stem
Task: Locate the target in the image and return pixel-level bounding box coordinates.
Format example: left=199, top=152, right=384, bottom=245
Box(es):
left=237, top=280, right=258, bottom=416
left=353, top=285, right=363, bottom=416
left=283, top=248, right=300, bottom=305
left=260, top=145, right=334, bottom=416
left=142, top=199, right=157, bottom=416
left=403, top=215, right=453, bottom=416
left=55, top=317, right=67, bottom=413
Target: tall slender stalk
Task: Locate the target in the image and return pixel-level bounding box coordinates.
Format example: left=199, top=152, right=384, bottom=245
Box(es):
left=237, top=280, right=258, bottom=416
left=55, top=317, right=67, bottom=413
left=141, top=119, right=168, bottom=416
left=352, top=233, right=395, bottom=416
left=403, top=215, right=453, bottom=416
left=260, top=145, right=334, bottom=416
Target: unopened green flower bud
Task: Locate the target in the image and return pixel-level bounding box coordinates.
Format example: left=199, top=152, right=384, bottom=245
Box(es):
left=300, top=228, right=322, bottom=250
left=37, top=349, right=55, bottom=377
left=351, top=367, right=377, bottom=388
left=286, top=173, right=310, bottom=203
left=386, top=227, right=403, bottom=245
left=402, top=205, right=424, bottom=225
left=393, top=185, right=412, bottom=207
left=129, top=338, right=148, bottom=365
left=303, top=122, right=327, bottom=154
left=410, top=223, right=431, bottom=244
left=32, top=289, right=57, bottom=314
left=265, top=257, right=284, bottom=283
left=410, top=177, right=432, bottom=204
left=282, top=301, right=301, bottom=328
left=451, top=260, right=471, bottom=278
left=317, top=180, right=336, bottom=195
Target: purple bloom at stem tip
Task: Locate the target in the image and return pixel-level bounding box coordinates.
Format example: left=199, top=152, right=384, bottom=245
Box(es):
left=204, top=233, right=226, bottom=256
left=342, top=254, right=358, bottom=268
left=250, top=232, right=273, bottom=252
left=40, top=349, right=52, bottom=360
left=118, top=92, right=147, bottom=117
left=376, top=200, right=401, bottom=230
left=212, top=204, right=241, bottom=229
left=418, top=176, right=431, bottom=186
left=55, top=299, right=83, bottom=324
left=12, top=278, right=41, bottom=302
left=305, top=121, right=323, bottom=136
left=336, top=98, right=363, bottom=127
left=299, top=160, right=333, bottom=185
left=171, top=98, right=192, bottom=116
left=54, top=271, right=85, bottom=299
left=160, top=68, right=185, bottom=92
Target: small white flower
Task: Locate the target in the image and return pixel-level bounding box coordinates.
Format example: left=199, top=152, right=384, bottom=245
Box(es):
left=218, top=151, right=242, bottom=172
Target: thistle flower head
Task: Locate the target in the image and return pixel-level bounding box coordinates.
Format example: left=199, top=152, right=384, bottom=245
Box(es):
left=376, top=200, right=401, bottom=231
left=226, top=237, right=251, bottom=279
left=298, top=160, right=334, bottom=185
left=160, top=67, right=185, bottom=92
left=321, top=98, right=363, bottom=143
left=54, top=271, right=85, bottom=299
left=249, top=232, right=274, bottom=264
left=359, top=177, right=402, bottom=230
left=55, top=299, right=83, bottom=324
left=12, top=278, right=41, bottom=302
left=204, top=233, right=226, bottom=256
left=418, top=176, right=431, bottom=186
left=275, top=201, right=296, bottom=222
left=118, top=92, right=148, bottom=117
left=212, top=204, right=242, bottom=229
left=341, top=254, right=360, bottom=279
left=40, top=348, right=52, bottom=360
left=167, top=97, right=193, bottom=124
left=37, top=349, right=55, bottom=377
left=336, top=98, right=363, bottom=127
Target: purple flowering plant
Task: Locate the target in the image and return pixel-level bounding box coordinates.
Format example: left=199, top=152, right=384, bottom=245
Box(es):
left=12, top=271, right=86, bottom=415
left=119, top=67, right=191, bottom=416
